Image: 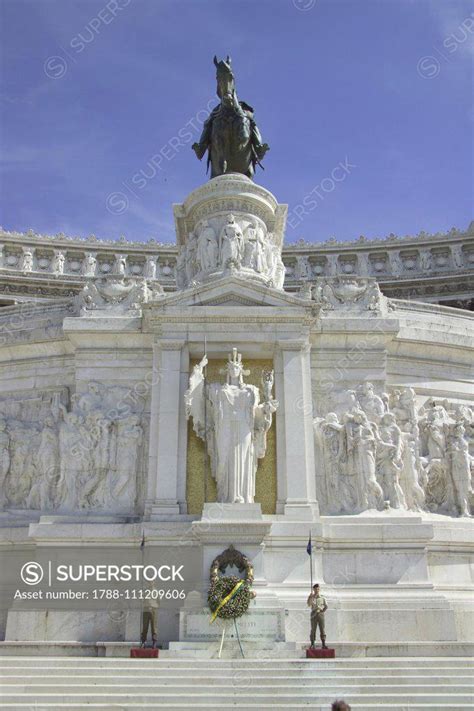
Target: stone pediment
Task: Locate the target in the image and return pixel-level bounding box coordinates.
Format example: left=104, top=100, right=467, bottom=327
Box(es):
left=150, top=275, right=309, bottom=309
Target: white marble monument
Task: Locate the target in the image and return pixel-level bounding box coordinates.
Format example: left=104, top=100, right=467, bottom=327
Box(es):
left=0, top=173, right=472, bottom=657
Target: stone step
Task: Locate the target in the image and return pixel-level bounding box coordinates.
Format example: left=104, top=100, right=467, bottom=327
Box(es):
left=0, top=656, right=469, bottom=709
left=2, top=641, right=472, bottom=658
left=0, top=656, right=471, bottom=667
left=0, top=706, right=469, bottom=711
left=1, top=673, right=471, bottom=683
left=1, top=692, right=473, bottom=705
left=2, top=683, right=472, bottom=694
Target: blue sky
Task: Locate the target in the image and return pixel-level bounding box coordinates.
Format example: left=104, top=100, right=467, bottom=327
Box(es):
left=0, top=0, right=472, bottom=244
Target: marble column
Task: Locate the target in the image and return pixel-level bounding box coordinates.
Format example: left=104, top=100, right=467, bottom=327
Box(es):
left=277, top=339, right=319, bottom=520
left=146, top=339, right=187, bottom=519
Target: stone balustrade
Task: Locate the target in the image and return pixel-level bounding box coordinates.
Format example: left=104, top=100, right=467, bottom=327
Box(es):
left=0, top=222, right=473, bottom=306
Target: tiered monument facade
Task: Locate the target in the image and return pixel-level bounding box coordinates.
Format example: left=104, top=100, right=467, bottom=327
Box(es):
left=0, top=56, right=472, bottom=657
left=0, top=173, right=472, bottom=655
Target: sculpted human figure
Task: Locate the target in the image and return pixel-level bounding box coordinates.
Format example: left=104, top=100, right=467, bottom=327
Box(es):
left=356, top=382, right=386, bottom=423
left=196, top=220, right=218, bottom=271
left=21, top=250, right=33, bottom=272
left=0, top=418, right=10, bottom=507
left=219, top=215, right=244, bottom=269
left=422, top=406, right=449, bottom=460
left=144, top=256, right=157, bottom=280
left=420, top=249, right=432, bottom=271
left=56, top=411, right=85, bottom=510
left=264, top=236, right=275, bottom=277
left=185, top=348, right=278, bottom=504
left=253, top=221, right=268, bottom=274
left=79, top=413, right=111, bottom=508
left=272, top=245, right=286, bottom=289
left=391, top=388, right=417, bottom=429
left=448, top=423, right=472, bottom=516
left=52, top=251, right=65, bottom=276
left=376, top=413, right=406, bottom=509
left=112, top=415, right=143, bottom=508
left=175, top=246, right=187, bottom=289
left=6, top=421, right=34, bottom=507
left=451, top=244, right=465, bottom=269
left=296, top=256, right=310, bottom=280
left=114, top=254, right=127, bottom=276
left=400, top=422, right=426, bottom=511
left=83, top=253, right=97, bottom=277
left=27, top=416, right=60, bottom=510
left=76, top=382, right=103, bottom=416
left=318, top=413, right=347, bottom=513
left=185, top=232, right=198, bottom=283
left=345, top=410, right=383, bottom=511
left=420, top=406, right=454, bottom=513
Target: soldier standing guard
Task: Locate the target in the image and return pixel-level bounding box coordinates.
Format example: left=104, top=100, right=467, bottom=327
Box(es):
left=140, top=585, right=159, bottom=648
left=307, top=583, right=328, bottom=648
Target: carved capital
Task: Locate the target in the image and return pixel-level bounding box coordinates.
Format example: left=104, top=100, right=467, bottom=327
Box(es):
left=156, top=339, right=186, bottom=351
left=277, top=339, right=310, bottom=353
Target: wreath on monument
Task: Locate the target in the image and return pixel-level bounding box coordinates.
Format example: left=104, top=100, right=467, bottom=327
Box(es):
left=207, top=545, right=255, bottom=621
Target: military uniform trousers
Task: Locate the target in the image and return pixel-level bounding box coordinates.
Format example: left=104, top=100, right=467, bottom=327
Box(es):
left=310, top=611, right=325, bottom=644
left=141, top=610, right=157, bottom=643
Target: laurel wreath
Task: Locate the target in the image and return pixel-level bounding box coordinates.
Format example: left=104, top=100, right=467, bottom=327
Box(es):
left=207, top=575, right=253, bottom=620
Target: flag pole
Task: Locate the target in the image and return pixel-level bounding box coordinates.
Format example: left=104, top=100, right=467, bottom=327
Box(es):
left=309, top=531, right=313, bottom=590
left=139, top=528, right=145, bottom=646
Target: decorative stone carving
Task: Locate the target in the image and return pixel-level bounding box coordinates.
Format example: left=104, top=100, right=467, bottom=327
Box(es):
left=312, top=276, right=392, bottom=316
left=344, top=409, right=384, bottom=512
left=219, top=214, right=244, bottom=269
left=113, top=253, right=127, bottom=276
left=76, top=275, right=162, bottom=315
left=20, top=249, right=34, bottom=273
left=295, top=256, right=310, bottom=280
left=176, top=212, right=285, bottom=290
left=448, top=422, right=473, bottom=516
left=196, top=220, right=218, bottom=272
left=175, top=246, right=187, bottom=289
left=355, top=382, right=387, bottom=423
left=0, top=224, right=472, bottom=308
left=82, top=252, right=97, bottom=276
left=313, top=412, right=346, bottom=514
left=173, top=174, right=287, bottom=290
left=0, top=417, right=10, bottom=507
left=0, top=389, right=64, bottom=511
left=56, top=382, right=145, bottom=514
left=144, top=255, right=157, bottom=279
left=185, top=349, right=278, bottom=504
left=51, top=251, right=65, bottom=276
left=0, top=379, right=147, bottom=514
left=314, top=382, right=473, bottom=517
left=375, top=413, right=406, bottom=509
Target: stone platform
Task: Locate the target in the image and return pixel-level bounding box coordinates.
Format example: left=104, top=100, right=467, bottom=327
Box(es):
left=0, top=640, right=472, bottom=658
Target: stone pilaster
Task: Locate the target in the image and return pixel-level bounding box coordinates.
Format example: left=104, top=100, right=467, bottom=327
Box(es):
left=276, top=339, right=319, bottom=520
left=146, top=339, right=187, bottom=519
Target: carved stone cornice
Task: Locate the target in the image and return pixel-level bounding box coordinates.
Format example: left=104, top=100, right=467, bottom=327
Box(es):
left=1, top=222, right=472, bottom=307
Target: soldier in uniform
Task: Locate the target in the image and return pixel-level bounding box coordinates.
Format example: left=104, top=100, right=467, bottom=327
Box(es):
left=307, top=583, right=328, bottom=649
left=140, top=584, right=159, bottom=649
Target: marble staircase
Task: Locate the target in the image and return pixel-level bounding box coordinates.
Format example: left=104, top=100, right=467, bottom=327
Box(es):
left=0, top=656, right=472, bottom=709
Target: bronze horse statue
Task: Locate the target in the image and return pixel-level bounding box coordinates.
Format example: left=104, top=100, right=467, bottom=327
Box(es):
left=192, top=56, right=269, bottom=180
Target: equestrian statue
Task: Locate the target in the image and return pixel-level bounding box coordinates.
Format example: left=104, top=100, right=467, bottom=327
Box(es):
left=192, top=56, right=269, bottom=180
